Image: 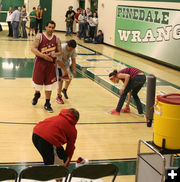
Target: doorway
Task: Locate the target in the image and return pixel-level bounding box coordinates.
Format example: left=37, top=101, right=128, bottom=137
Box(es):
left=40, top=0, right=52, bottom=30
left=91, top=0, right=98, bottom=12
left=79, top=0, right=85, bottom=9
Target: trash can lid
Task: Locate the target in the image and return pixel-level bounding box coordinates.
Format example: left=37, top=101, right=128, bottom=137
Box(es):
left=157, top=93, right=180, bottom=105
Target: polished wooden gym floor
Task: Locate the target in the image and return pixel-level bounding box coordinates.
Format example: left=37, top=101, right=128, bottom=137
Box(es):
left=0, top=26, right=180, bottom=181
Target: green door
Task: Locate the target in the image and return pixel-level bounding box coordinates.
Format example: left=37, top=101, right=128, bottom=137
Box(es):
left=91, top=0, right=98, bottom=12
left=0, top=0, right=24, bottom=22
left=79, top=0, right=85, bottom=9
left=40, top=0, right=52, bottom=30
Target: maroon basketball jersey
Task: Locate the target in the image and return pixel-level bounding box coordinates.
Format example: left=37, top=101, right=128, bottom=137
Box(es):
left=32, top=33, right=58, bottom=85
left=36, top=33, right=58, bottom=62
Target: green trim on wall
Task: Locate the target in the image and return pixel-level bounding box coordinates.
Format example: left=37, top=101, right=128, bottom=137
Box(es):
left=120, top=0, right=180, bottom=2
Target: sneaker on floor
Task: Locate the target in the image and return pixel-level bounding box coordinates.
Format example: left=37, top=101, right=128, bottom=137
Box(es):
left=32, top=92, right=41, bottom=105
left=108, top=109, right=120, bottom=115
left=62, top=89, right=68, bottom=99
left=44, top=103, right=53, bottom=113
left=138, top=113, right=145, bottom=117
left=56, top=95, right=64, bottom=104
left=136, top=113, right=145, bottom=117
left=121, top=107, right=130, bottom=113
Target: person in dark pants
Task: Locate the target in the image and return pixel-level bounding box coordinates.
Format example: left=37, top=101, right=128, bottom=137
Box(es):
left=21, top=5, right=28, bottom=38
left=35, top=5, right=43, bottom=34
left=6, top=7, right=13, bottom=36
left=32, top=108, right=79, bottom=166
left=65, top=6, right=75, bottom=34
left=108, top=67, right=146, bottom=115
left=11, top=6, right=21, bottom=38
left=84, top=30, right=103, bottom=44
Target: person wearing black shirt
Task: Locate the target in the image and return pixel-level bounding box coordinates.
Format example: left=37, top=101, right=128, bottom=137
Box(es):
left=65, top=6, right=76, bottom=34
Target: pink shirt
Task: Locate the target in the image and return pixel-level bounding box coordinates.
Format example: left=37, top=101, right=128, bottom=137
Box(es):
left=118, top=67, right=143, bottom=82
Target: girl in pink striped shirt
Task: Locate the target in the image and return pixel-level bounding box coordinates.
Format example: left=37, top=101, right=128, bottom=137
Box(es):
left=109, top=67, right=146, bottom=115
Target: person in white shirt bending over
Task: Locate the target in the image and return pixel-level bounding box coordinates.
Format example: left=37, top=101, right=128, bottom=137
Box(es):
left=56, top=39, right=77, bottom=104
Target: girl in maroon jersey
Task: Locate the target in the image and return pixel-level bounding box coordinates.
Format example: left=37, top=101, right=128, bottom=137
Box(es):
left=109, top=67, right=146, bottom=115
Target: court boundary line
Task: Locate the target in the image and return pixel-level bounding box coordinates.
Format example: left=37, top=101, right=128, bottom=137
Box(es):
left=0, top=121, right=146, bottom=125
left=0, top=158, right=137, bottom=165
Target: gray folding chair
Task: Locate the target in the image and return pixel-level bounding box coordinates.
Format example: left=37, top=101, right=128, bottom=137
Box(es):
left=18, top=165, right=69, bottom=182
left=68, top=163, right=119, bottom=182
left=0, top=167, right=18, bottom=182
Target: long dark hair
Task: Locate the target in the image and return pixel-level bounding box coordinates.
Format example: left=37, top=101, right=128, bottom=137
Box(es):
left=109, top=70, right=118, bottom=77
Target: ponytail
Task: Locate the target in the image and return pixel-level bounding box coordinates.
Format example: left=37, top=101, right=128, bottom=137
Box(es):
left=109, top=70, right=118, bottom=77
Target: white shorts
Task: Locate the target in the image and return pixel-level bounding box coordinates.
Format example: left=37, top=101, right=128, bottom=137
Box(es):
left=32, top=81, right=58, bottom=91
left=75, top=23, right=79, bottom=32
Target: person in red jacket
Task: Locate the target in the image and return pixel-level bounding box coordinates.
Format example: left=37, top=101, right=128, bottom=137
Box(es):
left=32, top=108, right=79, bottom=167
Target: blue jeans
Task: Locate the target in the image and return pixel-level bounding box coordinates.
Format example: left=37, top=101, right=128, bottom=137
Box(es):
left=78, top=22, right=87, bottom=39
left=116, top=75, right=146, bottom=114
left=12, top=21, right=19, bottom=38
left=66, top=25, right=71, bottom=35
left=21, top=21, right=27, bottom=38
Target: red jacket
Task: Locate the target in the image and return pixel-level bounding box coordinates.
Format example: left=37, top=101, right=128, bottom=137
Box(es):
left=33, top=109, right=77, bottom=165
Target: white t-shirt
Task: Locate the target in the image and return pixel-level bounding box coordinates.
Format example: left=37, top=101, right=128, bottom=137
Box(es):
left=6, top=11, right=13, bottom=22
left=57, top=43, right=77, bottom=68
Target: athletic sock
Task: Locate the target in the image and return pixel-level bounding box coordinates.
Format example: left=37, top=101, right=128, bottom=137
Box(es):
left=45, top=99, right=50, bottom=105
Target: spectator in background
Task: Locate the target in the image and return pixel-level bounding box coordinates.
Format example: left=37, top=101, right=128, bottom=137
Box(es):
left=65, top=6, right=75, bottom=34
left=6, top=7, right=13, bottom=37
left=11, top=6, right=21, bottom=38
left=94, top=30, right=103, bottom=43
left=21, top=5, right=28, bottom=38
left=28, top=7, right=37, bottom=36
left=84, top=29, right=103, bottom=44
left=78, top=9, right=87, bottom=40
left=65, top=14, right=73, bottom=36
left=86, top=9, right=92, bottom=35
left=74, top=8, right=81, bottom=35
left=35, top=5, right=43, bottom=34
left=88, top=12, right=98, bottom=40
left=86, top=8, right=91, bottom=18
left=18, top=6, right=22, bottom=37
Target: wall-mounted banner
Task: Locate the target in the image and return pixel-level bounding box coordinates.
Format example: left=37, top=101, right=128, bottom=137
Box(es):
left=115, top=6, right=180, bottom=68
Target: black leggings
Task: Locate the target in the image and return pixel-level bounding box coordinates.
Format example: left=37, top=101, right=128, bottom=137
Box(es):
left=116, top=75, right=146, bottom=114
left=32, top=133, right=68, bottom=165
